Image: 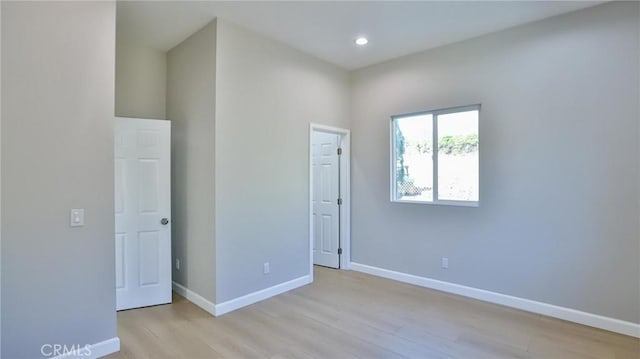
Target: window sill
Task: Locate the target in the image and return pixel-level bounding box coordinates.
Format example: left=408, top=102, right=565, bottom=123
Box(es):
left=391, top=199, right=479, bottom=207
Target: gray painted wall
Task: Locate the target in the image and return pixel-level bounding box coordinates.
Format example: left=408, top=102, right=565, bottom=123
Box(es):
left=350, top=1, right=640, bottom=323
left=164, top=19, right=351, bottom=304
left=115, top=39, right=167, bottom=119
left=167, top=20, right=217, bottom=303
left=0, top=2, right=3, bottom=354
left=1, top=2, right=118, bottom=357
left=214, top=20, right=351, bottom=302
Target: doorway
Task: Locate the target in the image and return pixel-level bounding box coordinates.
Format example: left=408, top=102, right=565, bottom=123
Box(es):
left=309, top=124, right=351, bottom=276
left=115, top=117, right=172, bottom=310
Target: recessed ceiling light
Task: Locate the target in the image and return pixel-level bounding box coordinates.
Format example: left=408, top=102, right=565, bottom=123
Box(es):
left=354, top=37, right=368, bottom=46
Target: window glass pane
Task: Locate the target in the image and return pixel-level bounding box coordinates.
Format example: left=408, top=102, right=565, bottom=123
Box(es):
left=437, top=110, right=479, bottom=202
left=394, top=114, right=433, bottom=202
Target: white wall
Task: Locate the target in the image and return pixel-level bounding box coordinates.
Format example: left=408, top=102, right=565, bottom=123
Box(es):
left=214, top=20, right=351, bottom=302
left=1, top=2, right=118, bottom=357
left=167, top=20, right=217, bottom=303
left=351, top=1, right=639, bottom=323
left=115, top=39, right=167, bottom=119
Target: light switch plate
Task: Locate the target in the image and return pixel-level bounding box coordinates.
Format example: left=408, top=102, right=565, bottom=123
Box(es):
left=70, top=209, right=84, bottom=227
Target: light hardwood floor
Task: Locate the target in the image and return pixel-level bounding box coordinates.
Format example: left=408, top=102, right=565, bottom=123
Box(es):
left=109, top=266, right=639, bottom=359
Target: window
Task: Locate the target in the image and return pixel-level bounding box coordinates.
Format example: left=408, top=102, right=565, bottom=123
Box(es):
left=391, top=105, right=479, bottom=206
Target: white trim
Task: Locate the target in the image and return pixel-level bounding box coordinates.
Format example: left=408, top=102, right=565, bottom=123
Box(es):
left=215, top=275, right=311, bottom=316
left=51, top=337, right=120, bottom=359
left=173, top=275, right=311, bottom=317
left=309, top=123, right=350, bottom=134
left=393, top=199, right=480, bottom=207
left=351, top=262, right=640, bottom=338
left=309, top=123, right=352, bottom=272
left=114, top=116, right=169, bottom=126
left=338, top=130, right=352, bottom=270
left=172, top=281, right=217, bottom=316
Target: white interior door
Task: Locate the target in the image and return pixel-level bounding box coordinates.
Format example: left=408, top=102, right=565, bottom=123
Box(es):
left=115, top=117, right=171, bottom=310
left=312, top=131, right=341, bottom=268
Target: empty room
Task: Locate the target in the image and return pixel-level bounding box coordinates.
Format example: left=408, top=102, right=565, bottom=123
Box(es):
left=1, top=1, right=639, bottom=358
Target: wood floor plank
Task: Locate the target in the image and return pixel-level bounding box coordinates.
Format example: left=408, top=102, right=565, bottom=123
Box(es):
left=109, top=266, right=639, bottom=359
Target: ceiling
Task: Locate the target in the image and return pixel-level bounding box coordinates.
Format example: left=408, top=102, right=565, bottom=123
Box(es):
left=117, top=1, right=605, bottom=70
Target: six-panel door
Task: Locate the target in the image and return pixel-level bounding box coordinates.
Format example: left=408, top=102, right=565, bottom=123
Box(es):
left=312, top=131, right=341, bottom=268
left=115, top=117, right=171, bottom=310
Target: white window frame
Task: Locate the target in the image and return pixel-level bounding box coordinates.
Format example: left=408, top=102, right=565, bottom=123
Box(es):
left=390, top=104, right=480, bottom=207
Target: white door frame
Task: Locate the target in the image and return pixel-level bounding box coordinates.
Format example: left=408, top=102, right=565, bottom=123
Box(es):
left=309, top=123, right=351, bottom=281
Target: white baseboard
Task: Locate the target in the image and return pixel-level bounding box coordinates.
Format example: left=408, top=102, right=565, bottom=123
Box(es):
left=173, top=275, right=312, bottom=317
left=350, top=262, right=640, bottom=338
left=215, top=275, right=312, bottom=316
left=172, top=281, right=217, bottom=316
left=52, top=337, right=120, bottom=359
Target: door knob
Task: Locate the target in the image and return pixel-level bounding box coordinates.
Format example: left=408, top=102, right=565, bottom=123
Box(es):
left=161, top=218, right=169, bottom=225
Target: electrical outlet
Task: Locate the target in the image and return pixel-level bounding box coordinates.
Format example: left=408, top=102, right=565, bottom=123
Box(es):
left=176, top=258, right=180, bottom=270
left=263, top=262, right=270, bottom=275
left=441, top=257, right=449, bottom=269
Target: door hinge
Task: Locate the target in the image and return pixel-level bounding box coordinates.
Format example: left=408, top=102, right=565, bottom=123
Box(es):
left=338, top=248, right=342, bottom=255
left=337, top=148, right=343, bottom=156
left=337, top=198, right=343, bottom=205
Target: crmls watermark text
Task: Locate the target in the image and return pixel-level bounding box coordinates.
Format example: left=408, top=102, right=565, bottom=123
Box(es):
left=41, top=344, right=92, bottom=357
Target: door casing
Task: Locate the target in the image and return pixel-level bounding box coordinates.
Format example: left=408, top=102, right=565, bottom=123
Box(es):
left=309, top=123, right=351, bottom=280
